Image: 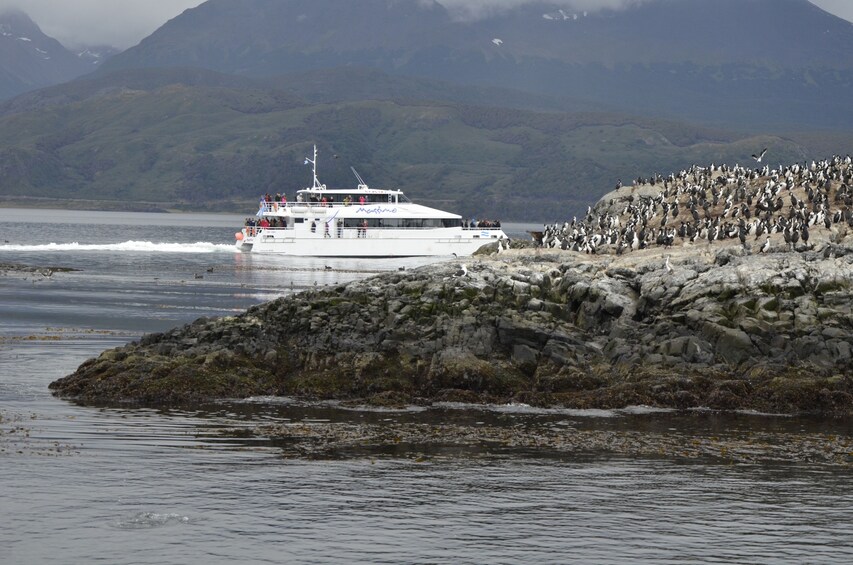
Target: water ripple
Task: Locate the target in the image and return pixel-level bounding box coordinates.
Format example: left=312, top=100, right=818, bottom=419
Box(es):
left=114, top=512, right=194, bottom=530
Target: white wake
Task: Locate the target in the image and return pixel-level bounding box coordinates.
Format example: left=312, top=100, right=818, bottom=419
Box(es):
left=0, top=240, right=239, bottom=253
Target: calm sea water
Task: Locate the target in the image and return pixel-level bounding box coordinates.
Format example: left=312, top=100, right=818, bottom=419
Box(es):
left=1, top=208, right=851, bottom=564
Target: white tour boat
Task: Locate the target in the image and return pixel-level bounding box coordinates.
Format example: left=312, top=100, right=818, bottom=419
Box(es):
left=235, top=147, right=507, bottom=256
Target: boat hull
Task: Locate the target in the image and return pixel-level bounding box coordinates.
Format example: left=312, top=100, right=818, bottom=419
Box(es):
left=236, top=228, right=505, bottom=257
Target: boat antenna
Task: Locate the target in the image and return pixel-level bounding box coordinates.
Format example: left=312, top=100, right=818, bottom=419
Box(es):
left=304, top=144, right=324, bottom=189
left=351, top=166, right=369, bottom=190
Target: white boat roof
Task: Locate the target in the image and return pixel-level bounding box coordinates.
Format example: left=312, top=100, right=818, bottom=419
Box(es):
left=297, top=186, right=402, bottom=196
left=286, top=199, right=459, bottom=219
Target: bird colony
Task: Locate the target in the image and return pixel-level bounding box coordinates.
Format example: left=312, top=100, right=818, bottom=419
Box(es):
left=534, top=155, right=853, bottom=254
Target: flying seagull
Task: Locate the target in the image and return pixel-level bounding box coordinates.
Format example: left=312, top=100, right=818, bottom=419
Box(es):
left=751, top=148, right=768, bottom=163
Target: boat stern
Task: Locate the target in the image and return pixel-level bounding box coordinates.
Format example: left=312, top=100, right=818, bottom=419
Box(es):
left=235, top=229, right=254, bottom=252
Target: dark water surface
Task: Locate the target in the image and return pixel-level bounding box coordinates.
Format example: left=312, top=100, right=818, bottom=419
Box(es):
left=1, top=209, right=851, bottom=564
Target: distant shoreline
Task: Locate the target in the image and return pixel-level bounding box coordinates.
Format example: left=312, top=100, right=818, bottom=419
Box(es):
left=0, top=199, right=535, bottom=226
left=0, top=197, right=251, bottom=215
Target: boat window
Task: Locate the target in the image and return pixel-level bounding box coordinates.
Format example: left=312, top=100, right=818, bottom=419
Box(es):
left=347, top=194, right=370, bottom=204
left=342, top=218, right=460, bottom=229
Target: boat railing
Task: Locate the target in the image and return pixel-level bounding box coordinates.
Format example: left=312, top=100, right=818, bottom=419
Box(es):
left=257, top=200, right=393, bottom=213
left=244, top=226, right=505, bottom=239
left=242, top=226, right=293, bottom=237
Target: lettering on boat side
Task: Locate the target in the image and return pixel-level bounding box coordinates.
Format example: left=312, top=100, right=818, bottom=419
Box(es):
left=357, top=207, right=397, bottom=214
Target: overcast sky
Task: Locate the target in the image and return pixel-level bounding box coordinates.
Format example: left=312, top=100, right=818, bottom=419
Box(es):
left=1, top=0, right=851, bottom=49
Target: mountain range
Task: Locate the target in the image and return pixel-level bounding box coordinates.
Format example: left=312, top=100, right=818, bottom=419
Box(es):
left=101, top=0, right=853, bottom=129
left=0, top=0, right=851, bottom=220
left=0, top=11, right=117, bottom=100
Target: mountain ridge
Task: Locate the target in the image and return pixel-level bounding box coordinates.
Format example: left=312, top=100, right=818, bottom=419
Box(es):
left=93, top=0, right=853, bottom=129
left=0, top=10, right=117, bottom=100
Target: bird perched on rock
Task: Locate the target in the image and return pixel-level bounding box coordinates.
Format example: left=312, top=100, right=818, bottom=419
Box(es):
left=528, top=231, right=544, bottom=247
left=760, top=236, right=771, bottom=253
left=665, top=255, right=673, bottom=274
left=453, top=264, right=468, bottom=277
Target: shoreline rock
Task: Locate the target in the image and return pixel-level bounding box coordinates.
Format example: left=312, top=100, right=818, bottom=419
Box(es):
left=247, top=419, right=853, bottom=465
left=50, top=240, right=853, bottom=416
left=0, top=263, right=79, bottom=278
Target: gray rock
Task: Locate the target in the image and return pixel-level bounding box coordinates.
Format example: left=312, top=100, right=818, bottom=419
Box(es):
left=51, top=238, right=853, bottom=415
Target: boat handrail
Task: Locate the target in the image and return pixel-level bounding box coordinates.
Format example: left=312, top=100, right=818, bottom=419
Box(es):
left=257, top=200, right=402, bottom=212
left=247, top=225, right=504, bottom=234
left=253, top=203, right=502, bottom=230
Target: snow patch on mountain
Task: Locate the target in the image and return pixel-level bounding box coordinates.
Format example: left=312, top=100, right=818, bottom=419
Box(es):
left=542, top=10, right=587, bottom=21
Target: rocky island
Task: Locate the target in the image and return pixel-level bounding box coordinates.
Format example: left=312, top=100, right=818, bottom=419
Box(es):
left=50, top=157, right=853, bottom=416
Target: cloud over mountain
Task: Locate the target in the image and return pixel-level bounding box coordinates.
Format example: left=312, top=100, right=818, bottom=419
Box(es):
left=0, top=0, right=202, bottom=48
left=0, top=0, right=849, bottom=49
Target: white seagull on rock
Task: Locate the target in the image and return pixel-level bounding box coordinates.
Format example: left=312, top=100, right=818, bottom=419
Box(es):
left=453, top=264, right=468, bottom=277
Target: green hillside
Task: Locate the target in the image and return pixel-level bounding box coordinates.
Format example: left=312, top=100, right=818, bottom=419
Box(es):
left=0, top=77, right=823, bottom=221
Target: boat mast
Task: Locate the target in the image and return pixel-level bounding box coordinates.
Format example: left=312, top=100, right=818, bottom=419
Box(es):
left=305, top=144, right=324, bottom=190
